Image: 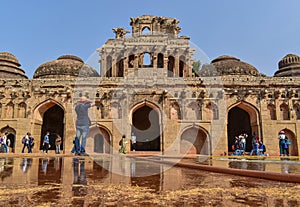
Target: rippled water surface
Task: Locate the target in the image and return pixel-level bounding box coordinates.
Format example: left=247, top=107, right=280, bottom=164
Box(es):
left=0, top=157, right=299, bottom=206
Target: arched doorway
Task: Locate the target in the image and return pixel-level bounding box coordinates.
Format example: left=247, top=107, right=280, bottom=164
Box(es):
left=94, top=134, right=104, bottom=153
left=280, top=129, right=298, bottom=156
left=132, top=105, right=160, bottom=151
left=87, top=126, right=111, bottom=154
left=180, top=126, right=209, bottom=155
left=39, top=105, right=64, bottom=151
left=0, top=126, right=16, bottom=153
left=227, top=102, right=259, bottom=152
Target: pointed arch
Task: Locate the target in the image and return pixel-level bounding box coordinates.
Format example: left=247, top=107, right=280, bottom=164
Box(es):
left=227, top=101, right=260, bottom=152
left=279, top=129, right=298, bottom=156
left=0, top=126, right=16, bottom=153
left=180, top=125, right=211, bottom=155
left=167, top=56, right=175, bottom=77
left=170, top=101, right=182, bottom=120
left=157, top=53, right=164, bottom=68
left=293, top=103, right=300, bottom=120
left=206, top=102, right=219, bottom=120
left=87, top=124, right=112, bottom=154
left=6, top=101, right=14, bottom=118
left=267, top=103, right=276, bottom=120
left=280, top=102, right=290, bottom=120
left=18, top=102, right=27, bottom=118
left=33, top=99, right=65, bottom=121
left=186, top=101, right=202, bottom=120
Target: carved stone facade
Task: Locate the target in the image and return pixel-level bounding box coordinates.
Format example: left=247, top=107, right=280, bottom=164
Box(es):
left=0, top=15, right=299, bottom=156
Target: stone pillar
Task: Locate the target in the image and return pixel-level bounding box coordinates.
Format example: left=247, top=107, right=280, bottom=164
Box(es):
left=153, top=53, right=158, bottom=68
left=100, top=57, right=106, bottom=77
left=174, top=55, right=180, bottom=77
left=112, top=57, right=117, bottom=77
left=65, top=102, right=76, bottom=153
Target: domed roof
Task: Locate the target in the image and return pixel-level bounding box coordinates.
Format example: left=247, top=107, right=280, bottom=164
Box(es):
left=274, top=54, right=300, bottom=77
left=33, top=54, right=99, bottom=79
left=0, top=52, right=27, bottom=79
left=199, top=55, right=260, bottom=77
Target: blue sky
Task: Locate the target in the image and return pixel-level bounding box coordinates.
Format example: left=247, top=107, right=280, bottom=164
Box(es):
left=1, top=0, right=300, bottom=78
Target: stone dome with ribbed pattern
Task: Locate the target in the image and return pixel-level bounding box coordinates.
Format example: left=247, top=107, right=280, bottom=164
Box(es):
left=0, top=52, right=27, bottom=79
left=274, top=54, right=300, bottom=77
left=33, top=54, right=99, bottom=79
left=199, top=55, right=261, bottom=77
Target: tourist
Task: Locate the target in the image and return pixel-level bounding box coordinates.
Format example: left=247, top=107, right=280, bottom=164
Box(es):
left=55, top=134, right=62, bottom=154
left=2, top=132, right=9, bottom=153
left=130, top=132, right=137, bottom=151
left=258, top=141, right=266, bottom=155
left=283, top=136, right=291, bottom=156
left=250, top=133, right=259, bottom=156
left=239, top=133, right=247, bottom=152
left=75, top=96, right=95, bottom=156
left=43, top=131, right=50, bottom=154
left=28, top=133, right=35, bottom=153
left=278, top=131, right=286, bottom=156
left=119, top=134, right=127, bottom=154
left=21, top=132, right=31, bottom=153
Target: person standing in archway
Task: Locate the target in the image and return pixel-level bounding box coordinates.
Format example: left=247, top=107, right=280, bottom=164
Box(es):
left=131, top=132, right=137, bottom=151
left=75, top=96, right=95, bottom=156
left=278, top=131, right=286, bottom=156
left=43, top=131, right=50, bottom=154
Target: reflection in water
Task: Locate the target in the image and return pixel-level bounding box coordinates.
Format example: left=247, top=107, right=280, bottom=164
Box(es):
left=72, top=158, right=87, bottom=206
left=0, top=157, right=298, bottom=206
left=229, top=161, right=266, bottom=171
left=0, top=158, right=13, bottom=181
left=20, top=158, right=32, bottom=173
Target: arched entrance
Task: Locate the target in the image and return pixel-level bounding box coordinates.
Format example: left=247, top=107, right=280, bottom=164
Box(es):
left=87, top=126, right=111, bottom=154
left=132, top=104, right=160, bottom=151
left=0, top=126, right=16, bottom=153
left=280, top=129, right=298, bottom=156
left=180, top=126, right=210, bottom=155
left=39, top=105, right=64, bottom=151
left=227, top=102, right=259, bottom=153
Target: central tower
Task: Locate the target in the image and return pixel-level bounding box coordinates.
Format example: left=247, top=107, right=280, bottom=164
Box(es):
left=98, top=15, right=194, bottom=78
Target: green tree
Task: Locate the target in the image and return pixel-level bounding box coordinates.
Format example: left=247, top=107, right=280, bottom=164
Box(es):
left=192, top=60, right=201, bottom=75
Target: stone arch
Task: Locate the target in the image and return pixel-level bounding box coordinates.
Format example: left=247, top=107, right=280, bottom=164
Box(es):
left=5, top=101, right=14, bottom=118
left=116, top=55, right=124, bottom=77
left=180, top=125, right=210, bottom=155
left=227, top=101, right=260, bottom=152
left=186, top=101, right=201, bottom=120
left=179, top=55, right=185, bottom=77
left=143, top=52, right=152, bottom=67
left=0, top=126, right=16, bottom=153
left=130, top=101, right=161, bottom=151
left=141, top=26, right=151, bottom=35
left=279, top=129, right=298, bottom=156
left=267, top=103, right=276, bottom=120
left=206, top=102, right=219, bottom=120
left=280, top=102, right=290, bottom=120
left=157, top=53, right=164, bottom=68
left=170, top=102, right=182, bottom=120
left=18, top=102, right=27, bottom=118
left=33, top=99, right=65, bottom=151
left=293, top=103, right=300, bottom=120
left=87, top=124, right=112, bottom=154
left=167, top=56, right=175, bottom=77
left=128, top=54, right=135, bottom=68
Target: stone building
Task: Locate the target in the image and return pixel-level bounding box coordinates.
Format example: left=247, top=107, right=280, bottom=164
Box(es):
left=0, top=15, right=299, bottom=156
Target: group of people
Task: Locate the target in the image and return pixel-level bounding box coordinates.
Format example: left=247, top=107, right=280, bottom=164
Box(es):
left=0, top=132, right=10, bottom=153
left=232, top=133, right=248, bottom=155
left=20, top=131, right=62, bottom=154
left=232, top=132, right=266, bottom=156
